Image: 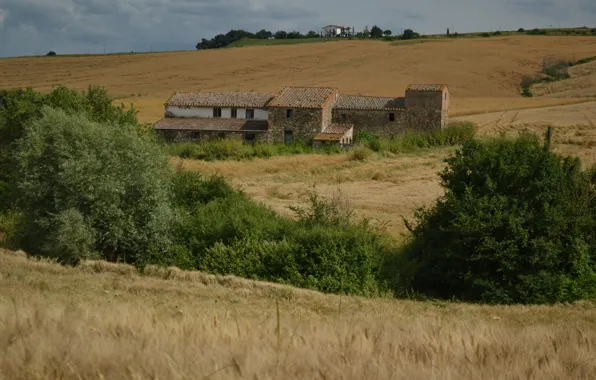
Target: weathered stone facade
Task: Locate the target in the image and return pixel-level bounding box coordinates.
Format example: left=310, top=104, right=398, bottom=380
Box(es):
left=405, top=86, right=450, bottom=129
left=267, top=108, right=326, bottom=143
left=156, top=129, right=268, bottom=143
left=332, top=109, right=407, bottom=138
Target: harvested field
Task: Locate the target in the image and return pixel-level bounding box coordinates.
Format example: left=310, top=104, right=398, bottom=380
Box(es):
left=174, top=149, right=452, bottom=237
left=2, top=36, right=596, bottom=122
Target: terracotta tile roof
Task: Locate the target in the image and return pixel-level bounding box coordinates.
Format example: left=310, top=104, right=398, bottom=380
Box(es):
left=324, top=123, right=353, bottom=134
left=314, top=123, right=353, bottom=141
left=406, top=84, right=447, bottom=92
left=334, top=95, right=405, bottom=110
left=154, top=118, right=269, bottom=132
left=165, top=92, right=276, bottom=108
left=268, top=87, right=337, bottom=109
left=313, top=133, right=344, bottom=141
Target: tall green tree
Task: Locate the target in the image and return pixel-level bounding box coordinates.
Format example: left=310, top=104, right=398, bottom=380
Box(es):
left=370, top=25, right=383, bottom=38
left=13, top=107, right=174, bottom=266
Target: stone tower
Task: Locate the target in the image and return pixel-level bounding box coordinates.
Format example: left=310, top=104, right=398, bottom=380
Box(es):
left=404, top=84, right=450, bottom=130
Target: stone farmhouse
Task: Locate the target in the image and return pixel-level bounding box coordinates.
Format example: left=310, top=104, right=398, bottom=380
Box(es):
left=154, top=84, right=450, bottom=145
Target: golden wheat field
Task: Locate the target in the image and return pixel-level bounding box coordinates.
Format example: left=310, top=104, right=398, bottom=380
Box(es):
left=2, top=36, right=596, bottom=122
left=2, top=249, right=596, bottom=380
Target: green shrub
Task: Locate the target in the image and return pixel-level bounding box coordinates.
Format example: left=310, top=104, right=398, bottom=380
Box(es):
left=44, top=208, right=97, bottom=265
left=522, top=87, right=533, bottom=97
left=164, top=140, right=319, bottom=161
left=13, top=107, right=174, bottom=266
left=169, top=173, right=395, bottom=296
left=376, top=121, right=476, bottom=154
left=0, top=209, right=22, bottom=249
left=0, top=86, right=143, bottom=210
left=350, top=147, right=372, bottom=161
left=402, top=132, right=596, bottom=304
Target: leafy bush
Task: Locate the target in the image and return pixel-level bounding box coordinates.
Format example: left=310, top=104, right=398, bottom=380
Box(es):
left=373, top=121, right=476, bottom=153
left=165, top=140, right=321, bottom=161
left=13, top=107, right=174, bottom=266
left=170, top=175, right=395, bottom=296
left=0, top=209, right=22, bottom=249
left=0, top=85, right=143, bottom=210
left=403, top=131, right=596, bottom=304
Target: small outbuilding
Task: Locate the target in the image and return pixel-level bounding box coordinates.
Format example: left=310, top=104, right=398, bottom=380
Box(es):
left=312, top=123, right=354, bottom=147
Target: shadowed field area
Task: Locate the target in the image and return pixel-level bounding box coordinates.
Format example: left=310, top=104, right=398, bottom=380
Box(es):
left=2, top=249, right=596, bottom=379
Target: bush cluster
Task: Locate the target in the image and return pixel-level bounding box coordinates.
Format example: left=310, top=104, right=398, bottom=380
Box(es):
left=402, top=131, right=596, bottom=304
left=359, top=121, right=477, bottom=154
left=165, top=122, right=476, bottom=162
left=165, top=139, right=340, bottom=161
left=171, top=178, right=393, bottom=295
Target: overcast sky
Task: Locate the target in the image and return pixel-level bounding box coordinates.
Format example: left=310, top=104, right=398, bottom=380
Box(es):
left=0, top=0, right=594, bottom=57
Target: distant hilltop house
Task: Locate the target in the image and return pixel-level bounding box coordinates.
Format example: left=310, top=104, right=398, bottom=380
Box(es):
left=321, top=25, right=354, bottom=38
left=154, top=84, right=450, bottom=145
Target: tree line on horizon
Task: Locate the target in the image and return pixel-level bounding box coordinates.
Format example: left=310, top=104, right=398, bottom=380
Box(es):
left=195, top=26, right=418, bottom=50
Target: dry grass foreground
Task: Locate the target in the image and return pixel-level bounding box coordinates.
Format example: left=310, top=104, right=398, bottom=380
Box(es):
left=2, top=249, right=596, bottom=379
left=2, top=36, right=596, bottom=122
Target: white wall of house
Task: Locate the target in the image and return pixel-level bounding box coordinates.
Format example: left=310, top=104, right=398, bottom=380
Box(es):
left=166, top=106, right=269, bottom=120
left=322, top=26, right=341, bottom=36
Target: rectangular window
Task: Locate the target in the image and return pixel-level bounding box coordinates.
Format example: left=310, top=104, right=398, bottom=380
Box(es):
left=286, top=109, right=293, bottom=119
left=389, top=112, right=395, bottom=122
left=213, top=107, right=222, bottom=118
left=190, top=131, right=201, bottom=140
left=284, top=130, right=293, bottom=144
left=245, top=109, right=255, bottom=120
left=341, top=113, right=347, bottom=121
left=231, top=108, right=238, bottom=118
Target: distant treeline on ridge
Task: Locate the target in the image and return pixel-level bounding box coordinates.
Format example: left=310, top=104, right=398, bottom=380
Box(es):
left=195, top=29, right=322, bottom=50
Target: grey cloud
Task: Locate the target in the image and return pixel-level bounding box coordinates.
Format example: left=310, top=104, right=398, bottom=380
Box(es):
left=0, top=0, right=595, bottom=58
left=388, top=8, right=426, bottom=21
left=508, top=0, right=552, bottom=18
left=579, top=0, right=596, bottom=14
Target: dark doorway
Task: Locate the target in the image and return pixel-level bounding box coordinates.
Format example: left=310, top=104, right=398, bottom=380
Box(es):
left=284, top=130, right=293, bottom=144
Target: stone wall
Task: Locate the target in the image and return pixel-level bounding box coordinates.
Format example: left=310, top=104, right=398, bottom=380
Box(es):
left=156, top=129, right=268, bottom=143
left=268, top=107, right=325, bottom=143
left=405, top=91, right=444, bottom=109
left=332, top=109, right=407, bottom=138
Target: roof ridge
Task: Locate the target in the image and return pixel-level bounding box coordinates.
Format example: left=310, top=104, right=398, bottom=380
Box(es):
left=282, top=86, right=338, bottom=90
left=341, top=94, right=401, bottom=99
